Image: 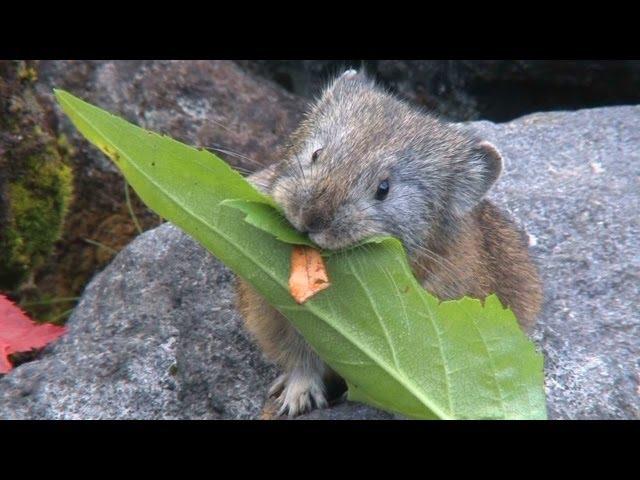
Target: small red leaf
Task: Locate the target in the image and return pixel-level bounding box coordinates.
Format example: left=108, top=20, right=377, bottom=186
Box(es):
left=0, top=294, right=67, bottom=374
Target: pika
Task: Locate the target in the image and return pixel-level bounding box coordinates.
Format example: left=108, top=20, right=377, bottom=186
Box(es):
left=236, top=69, right=543, bottom=417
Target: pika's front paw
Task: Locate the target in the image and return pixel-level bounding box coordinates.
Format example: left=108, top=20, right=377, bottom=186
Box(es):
left=268, top=370, right=328, bottom=417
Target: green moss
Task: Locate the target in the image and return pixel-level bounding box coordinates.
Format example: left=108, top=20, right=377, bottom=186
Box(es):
left=16, top=61, right=38, bottom=83
left=0, top=133, right=74, bottom=289
left=57, top=133, right=76, bottom=157
left=0, top=61, right=76, bottom=322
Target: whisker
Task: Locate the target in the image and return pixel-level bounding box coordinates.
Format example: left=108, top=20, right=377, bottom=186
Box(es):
left=403, top=242, right=461, bottom=291
left=204, top=144, right=265, bottom=169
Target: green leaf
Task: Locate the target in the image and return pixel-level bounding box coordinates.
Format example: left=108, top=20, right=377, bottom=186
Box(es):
left=221, top=199, right=316, bottom=247
left=221, top=199, right=389, bottom=255
left=54, top=89, right=547, bottom=419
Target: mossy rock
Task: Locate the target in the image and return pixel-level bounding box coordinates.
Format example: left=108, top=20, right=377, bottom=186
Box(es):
left=0, top=61, right=74, bottom=298
left=2, top=153, right=73, bottom=286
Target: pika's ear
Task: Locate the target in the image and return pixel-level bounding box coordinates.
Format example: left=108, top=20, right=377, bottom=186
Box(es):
left=476, top=140, right=503, bottom=188
left=451, top=140, right=504, bottom=216
left=339, top=68, right=364, bottom=80
left=323, top=69, right=369, bottom=96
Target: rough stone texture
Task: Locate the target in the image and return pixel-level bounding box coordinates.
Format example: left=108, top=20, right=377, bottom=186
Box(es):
left=297, top=401, right=394, bottom=420
left=475, top=106, right=640, bottom=419
left=0, top=225, right=278, bottom=419
left=1, top=105, right=638, bottom=419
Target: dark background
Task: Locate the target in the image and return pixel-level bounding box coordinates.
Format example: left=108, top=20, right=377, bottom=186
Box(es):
left=239, top=60, right=640, bottom=121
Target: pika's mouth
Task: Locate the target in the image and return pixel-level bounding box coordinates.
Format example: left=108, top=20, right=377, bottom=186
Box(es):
left=274, top=187, right=367, bottom=251
left=308, top=229, right=362, bottom=252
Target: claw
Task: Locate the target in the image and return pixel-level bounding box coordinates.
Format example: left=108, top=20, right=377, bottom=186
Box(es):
left=268, top=373, right=288, bottom=398
left=270, top=369, right=328, bottom=417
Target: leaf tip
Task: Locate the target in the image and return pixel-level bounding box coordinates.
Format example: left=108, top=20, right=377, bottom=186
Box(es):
left=53, top=88, right=69, bottom=102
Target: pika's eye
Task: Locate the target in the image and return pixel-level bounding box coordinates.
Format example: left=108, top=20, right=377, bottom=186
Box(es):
left=375, top=179, right=390, bottom=201
left=311, top=148, right=323, bottom=163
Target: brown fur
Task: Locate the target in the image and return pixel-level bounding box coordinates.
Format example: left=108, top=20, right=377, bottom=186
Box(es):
left=234, top=69, right=543, bottom=416
left=412, top=200, right=542, bottom=330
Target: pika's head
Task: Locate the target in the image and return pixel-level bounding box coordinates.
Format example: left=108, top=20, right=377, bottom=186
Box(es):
left=270, top=69, right=503, bottom=253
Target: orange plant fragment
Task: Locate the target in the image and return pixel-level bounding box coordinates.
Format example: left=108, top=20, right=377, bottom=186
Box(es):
left=288, top=246, right=331, bottom=304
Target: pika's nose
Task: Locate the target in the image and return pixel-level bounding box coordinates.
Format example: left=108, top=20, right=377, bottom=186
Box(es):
left=300, top=211, right=329, bottom=234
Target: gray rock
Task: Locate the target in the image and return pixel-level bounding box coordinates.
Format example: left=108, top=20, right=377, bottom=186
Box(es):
left=476, top=106, right=640, bottom=419
left=1, top=105, right=638, bottom=419
left=0, top=224, right=278, bottom=419
left=297, top=401, right=394, bottom=420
